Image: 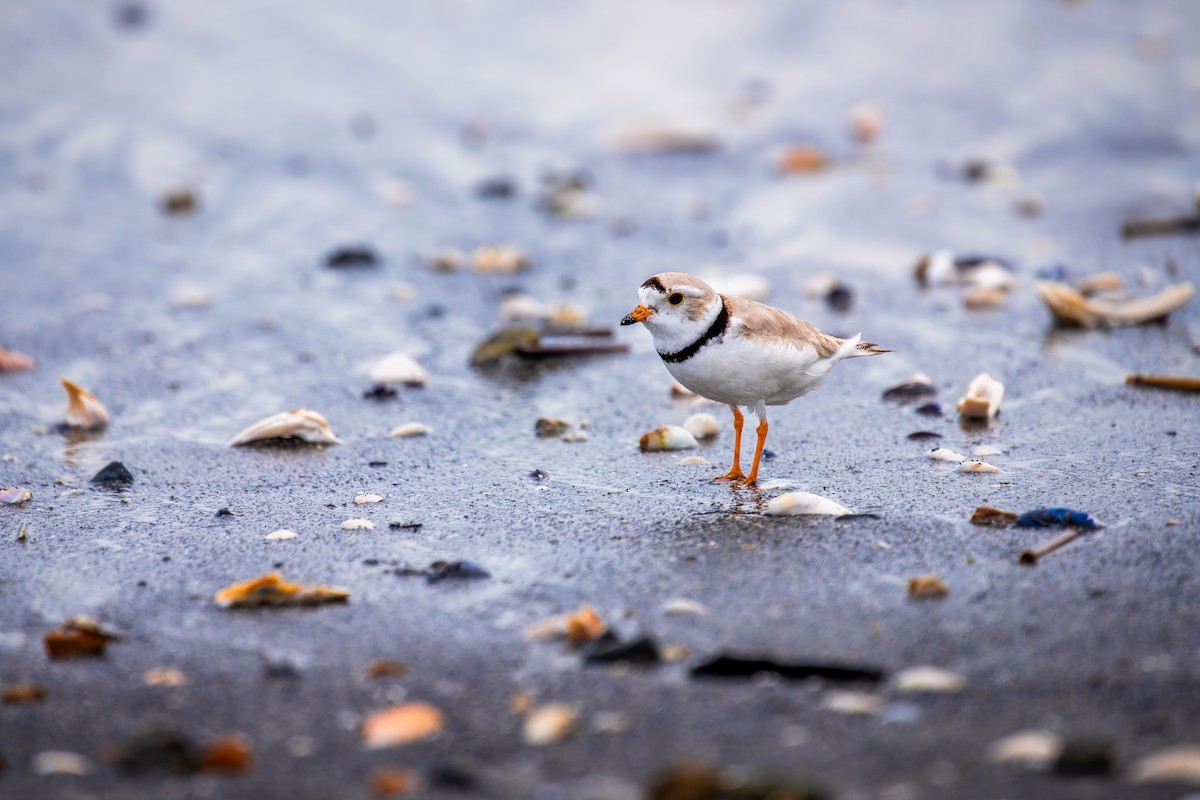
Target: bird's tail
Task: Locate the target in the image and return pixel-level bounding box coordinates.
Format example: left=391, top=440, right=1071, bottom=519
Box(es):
left=839, top=334, right=891, bottom=359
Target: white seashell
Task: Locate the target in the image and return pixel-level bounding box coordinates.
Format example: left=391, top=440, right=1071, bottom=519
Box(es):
left=389, top=422, right=431, bottom=438
left=764, top=492, right=853, bottom=516
left=821, top=691, right=883, bottom=716
left=639, top=425, right=698, bottom=452
left=967, top=263, right=1016, bottom=292
left=959, top=460, right=1003, bottom=474
left=229, top=409, right=341, bottom=446
left=914, top=249, right=956, bottom=286
left=426, top=248, right=464, bottom=272
left=472, top=244, right=530, bottom=274
left=894, top=666, right=967, bottom=693
left=31, top=751, right=93, bottom=777
left=928, top=448, right=966, bottom=463
left=354, top=493, right=384, bottom=505
left=661, top=598, right=709, bottom=616
left=500, top=292, right=545, bottom=323
left=341, top=519, right=375, bottom=530
left=987, top=730, right=1062, bottom=766
left=265, top=530, right=298, bottom=541
left=756, top=479, right=798, bottom=490
left=972, top=444, right=1004, bottom=457
left=682, top=413, right=719, bottom=441
left=679, top=456, right=709, bottom=465
left=803, top=272, right=842, bottom=299
left=391, top=282, right=416, bottom=301
left=1132, top=744, right=1200, bottom=785
left=698, top=273, right=769, bottom=302
left=956, top=372, right=1004, bottom=420
left=172, top=287, right=212, bottom=308
left=547, top=302, right=588, bottom=327
left=1036, top=280, right=1194, bottom=328
left=61, top=379, right=110, bottom=430
left=561, top=430, right=588, bottom=443
left=522, top=703, right=578, bottom=746
left=370, top=353, right=428, bottom=387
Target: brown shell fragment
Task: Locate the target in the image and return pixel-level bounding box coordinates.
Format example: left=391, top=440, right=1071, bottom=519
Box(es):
left=971, top=506, right=1019, bottom=526
left=197, top=734, right=254, bottom=774
left=370, top=767, right=420, bottom=796
left=957, top=372, right=1004, bottom=420
left=43, top=617, right=121, bottom=659
left=214, top=572, right=349, bottom=609
left=525, top=604, right=608, bottom=646
left=2, top=683, right=47, bottom=704
left=1036, top=280, right=1194, bottom=327
left=776, top=144, right=829, bottom=174
left=61, top=378, right=110, bottom=430
left=908, top=575, right=949, bottom=599
left=362, top=702, right=445, bottom=748
left=0, top=348, right=36, bottom=373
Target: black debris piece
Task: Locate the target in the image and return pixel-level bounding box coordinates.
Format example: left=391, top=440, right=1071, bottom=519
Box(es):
left=324, top=246, right=379, bottom=269
left=883, top=379, right=937, bottom=402
left=476, top=176, right=518, bottom=199
left=362, top=384, right=398, bottom=400
left=690, top=654, right=885, bottom=684
left=91, top=461, right=134, bottom=486
left=583, top=635, right=661, bottom=666
left=388, top=520, right=423, bottom=531
left=529, top=469, right=549, bottom=482
left=915, top=402, right=944, bottom=416
left=825, top=283, right=853, bottom=312
left=425, top=561, right=490, bottom=584
left=114, top=728, right=198, bottom=776
left=1053, top=738, right=1116, bottom=777
left=214, top=507, right=234, bottom=517
left=368, top=461, right=388, bottom=468
left=906, top=431, right=942, bottom=441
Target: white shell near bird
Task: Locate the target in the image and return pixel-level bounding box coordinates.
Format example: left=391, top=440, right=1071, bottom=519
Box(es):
left=389, top=422, right=431, bottom=438
left=61, top=379, right=110, bottom=430
left=959, top=460, right=1004, bottom=474
left=928, top=448, right=966, bottom=462
left=639, top=425, right=698, bottom=451
left=370, top=353, right=428, bottom=387
left=682, top=413, right=719, bottom=441
left=354, top=493, right=384, bottom=504
left=229, top=409, right=341, bottom=446
left=764, top=492, right=853, bottom=516
left=973, top=444, right=1004, bottom=457
left=956, top=373, right=1004, bottom=419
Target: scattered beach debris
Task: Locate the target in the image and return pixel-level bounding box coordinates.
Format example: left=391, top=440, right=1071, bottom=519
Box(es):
left=690, top=655, right=884, bottom=684
left=661, top=598, right=709, bottom=616
left=1075, top=271, right=1125, bottom=295
left=265, top=530, right=298, bottom=541
left=894, top=666, right=967, bottom=693
left=370, top=766, right=420, bottom=796
left=1125, top=374, right=1200, bottom=392
left=907, top=431, right=941, bottom=441
left=1054, top=737, right=1116, bottom=776
left=882, top=372, right=936, bottom=402
left=973, top=444, right=1004, bottom=456
left=525, top=604, right=607, bottom=646
left=915, top=401, right=943, bottom=416
left=471, top=244, right=530, bottom=274
left=143, top=668, right=189, bottom=687
left=956, top=372, right=1004, bottom=420
left=0, top=487, right=31, bottom=505
left=214, top=572, right=349, bottom=609
left=583, top=635, right=661, bottom=666
left=197, top=734, right=254, bottom=774
left=848, top=101, right=883, bottom=143
left=970, top=506, right=1019, bottom=526
left=647, top=762, right=827, bottom=800
left=325, top=246, right=379, bottom=269
left=538, top=170, right=597, bottom=219
left=362, top=702, right=445, bottom=748
left=354, top=493, right=384, bottom=505
left=988, top=729, right=1063, bottom=767
left=639, top=425, right=699, bottom=452
left=91, top=461, right=134, bottom=486
left=388, top=520, right=423, bottom=531
left=1121, top=213, right=1200, bottom=239
left=522, top=703, right=579, bottom=746
left=776, top=143, right=829, bottom=174
left=425, top=248, right=464, bottom=272
left=364, top=660, right=409, bottom=680
left=959, top=460, right=1003, bottom=474
left=1016, top=508, right=1099, bottom=529
left=61, top=378, right=110, bottom=430
left=535, top=418, right=572, bottom=438
left=907, top=575, right=949, bottom=599
left=2, top=683, right=47, bottom=704
left=389, top=422, right=431, bottom=438
left=32, top=751, right=93, bottom=776
left=369, top=353, right=428, bottom=387
left=1036, top=280, right=1194, bottom=327
left=160, top=189, right=198, bottom=215
left=915, top=251, right=1014, bottom=290
left=614, top=123, right=719, bottom=155
left=0, top=348, right=35, bottom=373
left=1019, top=529, right=1087, bottom=566
left=341, top=519, right=375, bottom=530
left=1132, top=744, right=1200, bottom=786
left=425, top=560, right=489, bottom=584
left=682, top=413, right=719, bottom=441
left=928, top=448, right=965, bottom=462
left=679, top=456, right=708, bottom=465
left=471, top=326, right=627, bottom=367
left=476, top=175, right=517, bottom=200
left=43, top=616, right=121, bottom=659
left=112, top=727, right=198, bottom=775
left=821, top=690, right=884, bottom=716
left=670, top=382, right=697, bottom=399
left=228, top=409, right=341, bottom=446
left=764, top=492, right=853, bottom=517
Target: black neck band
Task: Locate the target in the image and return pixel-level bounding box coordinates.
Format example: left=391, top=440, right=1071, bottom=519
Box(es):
left=658, top=298, right=729, bottom=364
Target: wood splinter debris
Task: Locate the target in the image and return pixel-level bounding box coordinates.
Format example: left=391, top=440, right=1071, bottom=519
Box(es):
left=1125, top=374, right=1200, bottom=393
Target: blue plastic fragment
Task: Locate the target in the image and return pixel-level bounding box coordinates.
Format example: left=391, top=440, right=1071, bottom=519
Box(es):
left=1016, top=507, right=1099, bottom=530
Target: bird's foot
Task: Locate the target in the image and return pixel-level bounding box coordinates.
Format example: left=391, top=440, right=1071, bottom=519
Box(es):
left=713, top=469, right=747, bottom=483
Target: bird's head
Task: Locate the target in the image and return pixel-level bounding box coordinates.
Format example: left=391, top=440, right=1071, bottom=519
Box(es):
left=621, top=273, right=719, bottom=346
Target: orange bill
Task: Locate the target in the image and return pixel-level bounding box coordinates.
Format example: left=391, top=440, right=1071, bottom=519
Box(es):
left=620, top=305, right=653, bottom=326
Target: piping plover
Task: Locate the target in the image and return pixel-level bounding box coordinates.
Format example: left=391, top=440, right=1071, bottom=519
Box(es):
left=621, top=272, right=889, bottom=485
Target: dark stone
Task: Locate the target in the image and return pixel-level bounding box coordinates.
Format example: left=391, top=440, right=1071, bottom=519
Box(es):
left=826, top=284, right=853, bottom=312
left=690, top=654, right=885, bottom=684
left=906, top=431, right=942, bottom=441
left=324, top=246, right=379, bottom=268
left=1053, top=737, right=1116, bottom=777
left=215, top=507, right=234, bottom=517
left=114, top=728, right=198, bottom=776
left=388, top=520, right=423, bottom=530
left=529, top=469, right=549, bottom=481
left=362, top=384, right=398, bottom=400
left=915, top=402, right=944, bottom=416
left=368, top=461, right=388, bottom=468
left=91, top=461, right=134, bottom=486
left=583, top=635, right=661, bottom=666
left=476, top=176, right=518, bottom=199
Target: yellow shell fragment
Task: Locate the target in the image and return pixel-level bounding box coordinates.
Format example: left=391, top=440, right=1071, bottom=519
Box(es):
left=956, top=372, right=1004, bottom=420
left=61, top=379, right=110, bottom=430
left=228, top=409, right=341, bottom=446
left=1036, top=280, right=1194, bottom=328
left=639, top=425, right=698, bottom=452
left=988, top=729, right=1062, bottom=766
left=265, top=530, right=298, bottom=541
left=390, top=422, right=431, bottom=438
left=894, top=666, right=967, bottom=693
left=362, top=702, right=445, bottom=748
left=1132, top=744, right=1200, bottom=785
left=214, top=572, right=349, bottom=609
left=522, top=703, right=579, bottom=746
left=471, top=244, right=530, bottom=274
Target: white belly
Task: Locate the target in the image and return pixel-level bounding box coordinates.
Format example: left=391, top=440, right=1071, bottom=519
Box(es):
left=663, top=335, right=836, bottom=407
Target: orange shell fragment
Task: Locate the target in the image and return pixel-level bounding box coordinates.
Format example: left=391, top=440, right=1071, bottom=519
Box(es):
left=214, top=572, right=349, bottom=609
left=362, top=702, right=445, bottom=748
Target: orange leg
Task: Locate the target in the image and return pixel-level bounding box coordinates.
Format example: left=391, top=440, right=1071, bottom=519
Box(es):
left=713, top=405, right=746, bottom=482
left=740, top=417, right=769, bottom=486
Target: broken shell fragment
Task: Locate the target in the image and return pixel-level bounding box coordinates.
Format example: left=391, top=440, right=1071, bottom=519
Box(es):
left=354, top=494, right=384, bottom=505
left=362, top=702, right=445, bottom=748
left=265, top=530, right=298, bottom=541
left=1074, top=271, right=1125, bottom=296
left=956, top=372, right=1004, bottom=420
left=679, top=456, right=709, bottom=465
left=389, top=422, right=431, bottom=438
left=214, top=572, right=349, bottom=609
left=988, top=729, right=1063, bottom=766
left=848, top=101, right=883, bottom=143
left=1132, top=744, right=1200, bottom=786
left=907, top=575, right=948, bottom=599
left=0, top=487, right=32, bottom=505
left=535, top=418, right=572, bottom=438
left=682, top=413, right=719, bottom=441
left=613, top=124, right=720, bottom=155
left=61, top=378, right=110, bottom=430
left=0, top=348, right=36, bottom=373
left=525, top=604, right=607, bottom=646
left=43, top=616, right=121, bottom=659
left=2, top=683, right=47, bottom=704
left=882, top=372, right=936, bottom=401
left=894, top=666, right=967, bottom=693
left=764, top=492, right=853, bottom=517
left=928, top=448, right=966, bottom=463
left=228, top=409, right=341, bottom=446
left=959, top=460, right=1004, bottom=474
left=522, top=704, right=579, bottom=746
left=471, top=244, right=530, bottom=274
left=1036, top=280, right=1194, bottom=327
left=639, top=425, right=698, bottom=452
left=963, top=287, right=1008, bottom=310
left=31, top=751, right=93, bottom=777
left=369, top=353, right=428, bottom=387
left=341, top=519, right=375, bottom=530
left=776, top=144, right=829, bottom=174
left=821, top=691, right=883, bottom=716
left=670, top=382, right=697, bottom=399
left=971, top=506, right=1019, bottom=526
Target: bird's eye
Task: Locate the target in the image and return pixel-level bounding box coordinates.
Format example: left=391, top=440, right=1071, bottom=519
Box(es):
left=668, top=292, right=684, bottom=306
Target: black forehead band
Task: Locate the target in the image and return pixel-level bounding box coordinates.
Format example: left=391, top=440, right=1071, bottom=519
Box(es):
left=640, top=276, right=666, bottom=293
